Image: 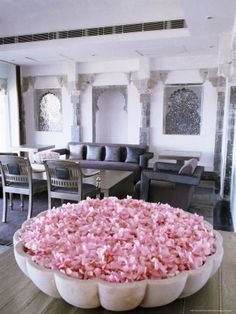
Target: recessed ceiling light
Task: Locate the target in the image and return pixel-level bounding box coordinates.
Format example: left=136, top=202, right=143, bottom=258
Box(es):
left=207, top=16, right=213, bottom=20
left=209, top=45, right=215, bottom=48
left=91, top=54, right=96, bottom=57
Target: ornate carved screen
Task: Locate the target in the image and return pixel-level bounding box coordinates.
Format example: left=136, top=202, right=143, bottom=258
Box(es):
left=35, top=89, right=62, bottom=132
left=163, top=85, right=203, bottom=135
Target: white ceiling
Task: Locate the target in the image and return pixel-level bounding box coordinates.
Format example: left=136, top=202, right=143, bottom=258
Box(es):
left=0, top=0, right=235, bottom=66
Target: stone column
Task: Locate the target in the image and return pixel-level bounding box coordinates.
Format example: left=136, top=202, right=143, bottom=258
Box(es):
left=68, top=74, right=94, bottom=142
left=70, top=90, right=81, bottom=141
left=20, top=76, right=36, bottom=144
left=132, top=71, right=159, bottom=145
left=209, top=76, right=226, bottom=193
left=223, top=86, right=236, bottom=197
left=139, top=92, right=151, bottom=145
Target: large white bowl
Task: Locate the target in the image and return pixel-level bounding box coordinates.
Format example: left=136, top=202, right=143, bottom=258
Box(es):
left=13, top=214, right=223, bottom=311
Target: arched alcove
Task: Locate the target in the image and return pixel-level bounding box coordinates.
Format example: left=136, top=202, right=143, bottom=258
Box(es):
left=92, top=85, right=127, bottom=142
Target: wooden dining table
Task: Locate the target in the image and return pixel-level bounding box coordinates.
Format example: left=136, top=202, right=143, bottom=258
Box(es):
left=0, top=231, right=235, bottom=313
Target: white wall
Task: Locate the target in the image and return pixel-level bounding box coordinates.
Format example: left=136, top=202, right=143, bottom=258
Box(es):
left=0, top=62, right=19, bottom=150
left=21, top=59, right=219, bottom=170
left=24, top=78, right=72, bottom=147
left=80, top=72, right=141, bottom=144
left=96, top=90, right=127, bottom=143
left=22, top=64, right=72, bottom=148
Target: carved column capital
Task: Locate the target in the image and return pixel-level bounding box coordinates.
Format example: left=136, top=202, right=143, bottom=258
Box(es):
left=209, top=76, right=226, bottom=92
left=0, top=78, right=8, bottom=94
left=78, top=74, right=95, bottom=92
left=57, top=75, right=68, bottom=88
left=131, top=71, right=159, bottom=94
left=159, top=71, right=169, bottom=84
left=125, top=72, right=132, bottom=84
left=199, top=69, right=209, bottom=82
left=21, top=76, right=36, bottom=93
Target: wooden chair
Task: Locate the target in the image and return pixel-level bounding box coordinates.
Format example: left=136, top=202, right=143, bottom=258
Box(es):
left=0, top=152, right=19, bottom=207
left=0, top=155, right=47, bottom=222
left=0, top=152, right=18, bottom=188
left=43, top=159, right=101, bottom=209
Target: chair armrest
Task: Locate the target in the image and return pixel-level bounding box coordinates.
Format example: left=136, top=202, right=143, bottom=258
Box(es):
left=52, top=148, right=70, bottom=159
left=140, top=168, right=203, bottom=201
left=139, top=152, right=154, bottom=168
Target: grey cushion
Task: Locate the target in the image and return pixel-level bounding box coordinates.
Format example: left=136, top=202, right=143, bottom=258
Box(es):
left=105, top=146, right=120, bottom=162
left=7, top=163, right=20, bottom=175
left=55, top=167, right=69, bottom=180
left=86, top=145, right=102, bottom=161
left=69, top=144, right=84, bottom=160
left=125, top=147, right=144, bottom=163
left=178, top=158, right=198, bottom=175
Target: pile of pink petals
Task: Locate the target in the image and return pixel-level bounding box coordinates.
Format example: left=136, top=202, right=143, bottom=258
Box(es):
left=19, top=197, right=216, bottom=283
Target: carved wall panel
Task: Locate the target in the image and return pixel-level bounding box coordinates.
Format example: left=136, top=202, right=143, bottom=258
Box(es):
left=35, top=89, right=62, bottom=132
left=163, top=85, right=203, bottom=135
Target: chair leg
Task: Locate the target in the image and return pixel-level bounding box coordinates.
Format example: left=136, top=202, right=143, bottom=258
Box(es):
left=2, top=192, right=8, bottom=223
left=48, top=195, right=52, bottom=210
left=61, top=199, right=64, bottom=205
left=20, top=194, right=24, bottom=211
left=27, top=194, right=33, bottom=219
left=9, top=193, right=13, bottom=210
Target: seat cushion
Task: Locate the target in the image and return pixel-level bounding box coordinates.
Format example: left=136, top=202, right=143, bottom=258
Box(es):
left=55, top=167, right=69, bottom=180
left=51, top=183, right=98, bottom=195
left=7, top=163, right=20, bottom=175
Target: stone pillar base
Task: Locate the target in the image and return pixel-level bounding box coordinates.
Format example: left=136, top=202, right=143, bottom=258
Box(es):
left=71, top=125, right=82, bottom=142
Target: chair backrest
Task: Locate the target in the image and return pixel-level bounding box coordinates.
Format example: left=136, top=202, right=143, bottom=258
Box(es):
left=43, top=159, right=83, bottom=196
left=0, top=155, right=32, bottom=187
left=0, top=152, right=18, bottom=156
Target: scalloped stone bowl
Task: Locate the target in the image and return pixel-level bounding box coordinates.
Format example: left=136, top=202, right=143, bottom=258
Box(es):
left=13, top=212, right=224, bottom=311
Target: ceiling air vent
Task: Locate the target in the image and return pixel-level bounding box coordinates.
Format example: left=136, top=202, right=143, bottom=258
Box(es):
left=0, top=19, right=186, bottom=46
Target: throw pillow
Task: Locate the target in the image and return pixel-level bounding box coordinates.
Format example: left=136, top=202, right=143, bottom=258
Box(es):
left=125, top=147, right=144, bottom=163
left=86, top=145, right=102, bottom=161
left=69, top=144, right=84, bottom=160
left=178, top=158, right=198, bottom=175
left=105, top=146, right=120, bottom=162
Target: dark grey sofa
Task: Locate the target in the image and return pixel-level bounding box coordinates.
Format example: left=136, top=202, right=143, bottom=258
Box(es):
left=53, top=142, right=153, bottom=183
left=133, top=160, right=204, bottom=210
